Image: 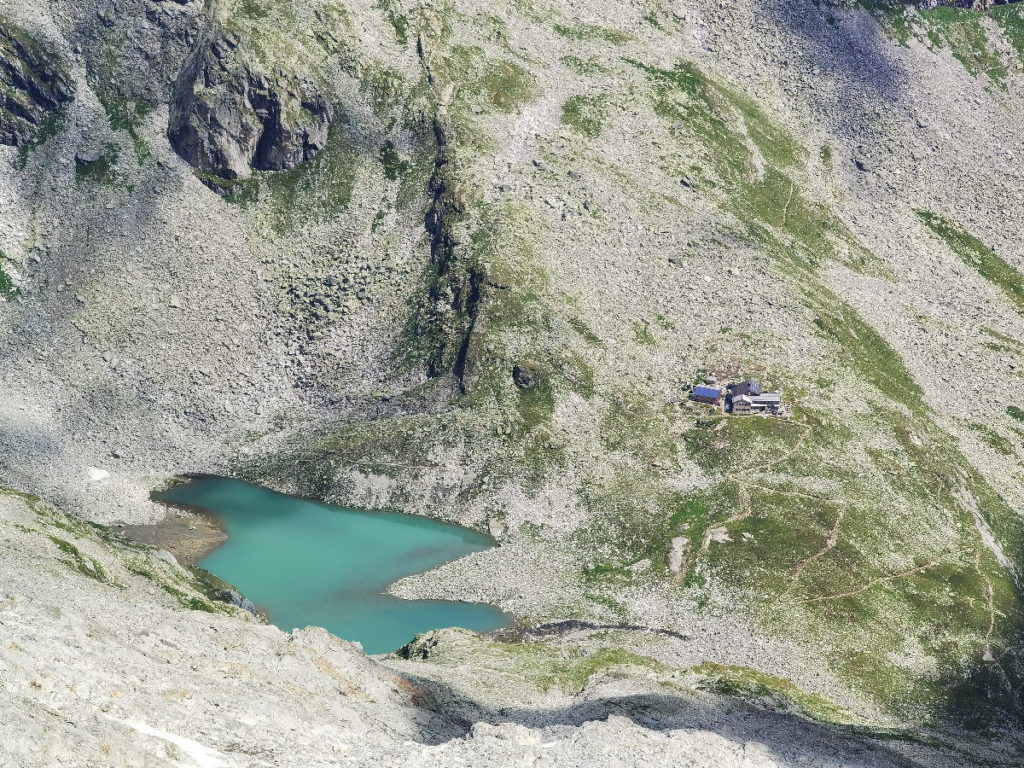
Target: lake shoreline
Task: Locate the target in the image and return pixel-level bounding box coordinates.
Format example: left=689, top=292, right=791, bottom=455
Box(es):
left=150, top=475, right=511, bottom=654
left=130, top=471, right=508, bottom=577
left=121, top=475, right=230, bottom=566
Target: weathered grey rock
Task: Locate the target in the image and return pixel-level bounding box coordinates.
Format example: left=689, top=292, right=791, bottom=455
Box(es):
left=0, top=21, right=74, bottom=146
left=214, top=587, right=258, bottom=614
left=512, top=360, right=543, bottom=389
left=168, top=35, right=332, bottom=181
left=74, top=148, right=100, bottom=164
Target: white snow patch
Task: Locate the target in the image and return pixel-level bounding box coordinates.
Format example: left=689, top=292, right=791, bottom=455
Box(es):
left=106, top=717, right=228, bottom=768
left=956, top=489, right=1021, bottom=590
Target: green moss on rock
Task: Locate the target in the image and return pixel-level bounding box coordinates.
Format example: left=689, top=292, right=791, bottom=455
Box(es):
left=48, top=536, right=114, bottom=585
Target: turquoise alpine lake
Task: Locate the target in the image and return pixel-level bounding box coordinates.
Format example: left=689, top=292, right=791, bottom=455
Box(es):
left=157, top=476, right=510, bottom=654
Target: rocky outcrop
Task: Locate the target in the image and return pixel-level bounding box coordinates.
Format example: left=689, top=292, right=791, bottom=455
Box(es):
left=512, top=360, right=543, bottom=389
left=0, top=22, right=74, bottom=146
left=420, top=110, right=485, bottom=389
left=168, top=33, right=331, bottom=181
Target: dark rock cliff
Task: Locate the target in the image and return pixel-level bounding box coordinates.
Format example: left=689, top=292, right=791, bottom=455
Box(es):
left=0, top=22, right=74, bottom=146
left=168, top=33, right=332, bottom=181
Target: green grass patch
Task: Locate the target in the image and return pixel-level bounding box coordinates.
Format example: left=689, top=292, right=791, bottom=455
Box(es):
left=991, top=3, right=1024, bottom=62
left=379, top=140, right=412, bottom=181
left=811, top=292, right=925, bottom=413
left=236, top=0, right=270, bottom=19
left=627, top=58, right=801, bottom=170
left=516, top=375, right=556, bottom=431
left=917, top=210, right=1024, bottom=314
left=0, top=262, right=17, bottom=299
left=583, top=592, right=629, bottom=620
left=1007, top=405, right=1024, bottom=423
left=97, top=92, right=152, bottom=163
left=195, top=171, right=258, bottom=202
left=358, top=64, right=407, bottom=117
left=633, top=320, right=655, bottom=345
left=726, top=88, right=803, bottom=169
left=642, top=11, right=663, bottom=30
left=75, top=144, right=120, bottom=186
left=627, top=58, right=750, bottom=183
left=561, top=94, right=608, bottom=138
left=861, top=1, right=917, bottom=46
left=573, top=461, right=716, bottom=580
left=693, top=662, right=868, bottom=725
left=560, top=55, right=608, bottom=75
left=969, top=422, right=1013, bottom=455
left=126, top=559, right=226, bottom=613
left=441, top=47, right=538, bottom=114
left=628, top=57, right=885, bottom=279
left=554, top=23, right=634, bottom=45
left=48, top=536, right=113, bottom=585
left=567, top=316, right=602, bottom=345
left=981, top=326, right=1024, bottom=356
left=920, top=6, right=1007, bottom=83
left=600, top=392, right=676, bottom=461
left=15, top=112, right=63, bottom=170
left=257, top=126, right=361, bottom=234
left=377, top=0, right=410, bottom=44
left=675, top=400, right=1024, bottom=724
left=478, top=59, right=536, bottom=113
left=496, top=640, right=665, bottom=692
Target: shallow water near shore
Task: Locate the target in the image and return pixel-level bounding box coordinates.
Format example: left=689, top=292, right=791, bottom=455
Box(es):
left=156, top=476, right=509, bottom=654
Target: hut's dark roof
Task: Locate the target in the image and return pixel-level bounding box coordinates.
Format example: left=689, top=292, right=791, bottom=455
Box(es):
left=692, top=385, right=722, bottom=399
left=728, top=380, right=761, bottom=398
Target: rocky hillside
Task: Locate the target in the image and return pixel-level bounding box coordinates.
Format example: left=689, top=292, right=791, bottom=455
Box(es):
left=3, top=0, right=1024, bottom=764
left=0, top=487, right=1003, bottom=766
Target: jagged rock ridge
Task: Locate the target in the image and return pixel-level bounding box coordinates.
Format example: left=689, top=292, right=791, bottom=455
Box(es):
left=0, top=21, right=73, bottom=146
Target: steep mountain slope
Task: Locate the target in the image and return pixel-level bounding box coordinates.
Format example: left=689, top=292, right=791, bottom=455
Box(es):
left=0, top=487, right=999, bottom=767
left=2, top=0, right=1024, bottom=762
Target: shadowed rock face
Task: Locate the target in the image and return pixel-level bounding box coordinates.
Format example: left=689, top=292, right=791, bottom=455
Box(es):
left=168, top=34, right=332, bottom=181
left=0, top=22, right=74, bottom=146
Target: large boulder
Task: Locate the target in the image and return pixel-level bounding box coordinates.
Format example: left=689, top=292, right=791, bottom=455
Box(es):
left=0, top=21, right=74, bottom=146
left=168, top=34, right=331, bottom=181
left=512, top=360, right=545, bottom=390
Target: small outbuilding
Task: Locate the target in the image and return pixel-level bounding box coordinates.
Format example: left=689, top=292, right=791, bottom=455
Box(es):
left=690, top=384, right=723, bottom=405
